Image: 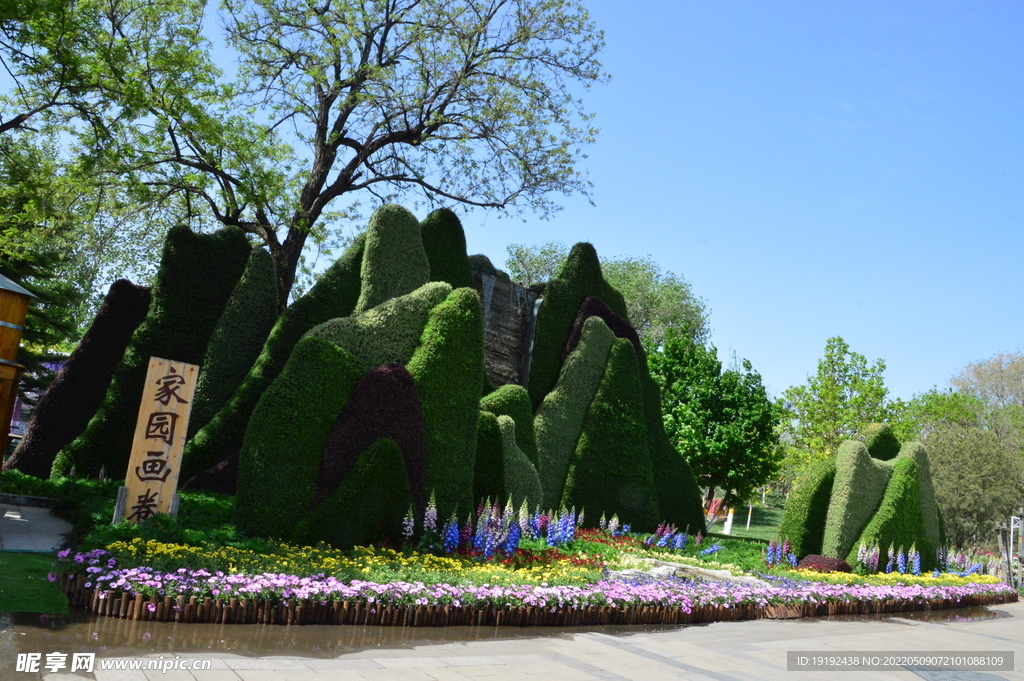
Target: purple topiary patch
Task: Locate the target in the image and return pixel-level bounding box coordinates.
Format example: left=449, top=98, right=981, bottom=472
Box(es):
left=4, top=279, right=151, bottom=478
left=561, top=296, right=641, bottom=363
left=317, top=363, right=427, bottom=515
left=797, top=554, right=853, bottom=573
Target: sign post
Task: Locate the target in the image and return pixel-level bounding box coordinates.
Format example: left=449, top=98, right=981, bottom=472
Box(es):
left=114, top=357, right=198, bottom=524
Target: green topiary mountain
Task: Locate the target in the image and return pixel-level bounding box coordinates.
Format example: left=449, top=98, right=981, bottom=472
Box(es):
left=779, top=458, right=837, bottom=558
left=822, top=441, right=894, bottom=559
left=53, top=226, right=251, bottom=479
left=857, top=423, right=901, bottom=461
left=420, top=208, right=474, bottom=289
left=354, top=204, right=430, bottom=314
left=180, top=233, right=366, bottom=481
left=480, top=384, right=537, bottom=466
left=848, top=456, right=935, bottom=570
left=497, top=414, right=542, bottom=510
left=527, top=243, right=629, bottom=410
left=293, top=437, right=412, bottom=549
left=407, top=287, right=484, bottom=519
left=188, top=248, right=279, bottom=439
left=534, top=316, right=615, bottom=507
left=474, top=410, right=505, bottom=504
left=307, top=282, right=451, bottom=371
left=561, top=338, right=659, bottom=532
left=234, top=336, right=364, bottom=539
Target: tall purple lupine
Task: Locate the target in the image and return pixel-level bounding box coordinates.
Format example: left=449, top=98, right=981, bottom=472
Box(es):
left=672, top=533, right=686, bottom=551
left=460, top=516, right=473, bottom=550
left=897, top=548, right=907, bottom=575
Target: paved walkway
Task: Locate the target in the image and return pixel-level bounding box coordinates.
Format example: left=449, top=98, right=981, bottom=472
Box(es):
left=6, top=602, right=1014, bottom=681
left=0, top=502, right=71, bottom=552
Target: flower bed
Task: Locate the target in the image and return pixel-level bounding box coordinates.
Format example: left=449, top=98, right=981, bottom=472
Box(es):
left=55, top=548, right=1017, bottom=627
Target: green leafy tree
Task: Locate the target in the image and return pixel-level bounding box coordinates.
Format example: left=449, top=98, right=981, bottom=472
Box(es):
left=77, top=0, right=608, bottom=306
left=504, top=241, right=709, bottom=344
left=648, top=328, right=781, bottom=509
left=781, top=337, right=894, bottom=462
left=926, top=424, right=1024, bottom=546
left=890, top=388, right=983, bottom=442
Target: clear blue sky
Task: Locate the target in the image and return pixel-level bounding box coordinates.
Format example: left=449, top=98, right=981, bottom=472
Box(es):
left=457, top=0, right=1024, bottom=402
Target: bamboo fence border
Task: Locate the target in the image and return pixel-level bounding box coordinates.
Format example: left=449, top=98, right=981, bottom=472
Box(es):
left=58, top=574, right=1017, bottom=627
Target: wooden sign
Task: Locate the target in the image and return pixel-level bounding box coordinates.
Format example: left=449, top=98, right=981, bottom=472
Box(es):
left=119, top=357, right=198, bottom=523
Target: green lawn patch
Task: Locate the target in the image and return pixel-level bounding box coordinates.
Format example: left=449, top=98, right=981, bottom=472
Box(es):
left=0, top=552, right=68, bottom=613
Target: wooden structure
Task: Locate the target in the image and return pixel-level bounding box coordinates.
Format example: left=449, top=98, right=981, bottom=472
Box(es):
left=115, top=357, right=198, bottom=522
left=0, top=273, right=35, bottom=458
left=473, top=272, right=540, bottom=388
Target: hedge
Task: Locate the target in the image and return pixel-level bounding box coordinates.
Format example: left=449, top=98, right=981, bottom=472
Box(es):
left=480, top=384, right=537, bottom=466
left=779, top=458, right=837, bottom=558
left=293, top=437, right=412, bottom=549
left=53, top=226, right=251, bottom=479
left=561, top=338, right=659, bottom=532
left=822, top=441, right=892, bottom=560
left=180, top=233, right=366, bottom=482
left=897, top=441, right=942, bottom=551
left=857, top=423, right=901, bottom=461
left=233, top=336, right=365, bottom=539
left=4, top=279, right=151, bottom=479
left=188, top=248, right=279, bottom=439
left=498, top=414, right=543, bottom=511
left=354, top=204, right=430, bottom=314
left=318, top=363, right=427, bottom=517
left=639, top=371, right=706, bottom=534
left=307, top=282, right=451, bottom=372
left=527, top=242, right=629, bottom=410
left=406, top=287, right=484, bottom=519
left=848, top=456, right=935, bottom=570
left=534, top=316, right=615, bottom=507
left=420, top=208, right=474, bottom=289
left=474, top=411, right=505, bottom=504
left=562, top=296, right=642, bottom=364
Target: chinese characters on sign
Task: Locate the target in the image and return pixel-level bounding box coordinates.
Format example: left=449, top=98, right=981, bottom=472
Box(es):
left=118, top=358, right=198, bottom=523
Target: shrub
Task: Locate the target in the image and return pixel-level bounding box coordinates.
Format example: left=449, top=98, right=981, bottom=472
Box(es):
left=406, top=287, right=484, bottom=519
left=561, top=338, right=659, bottom=532
left=534, top=317, right=615, bottom=506
left=779, top=458, right=836, bottom=558
left=639, top=371, right=706, bottom=534
left=497, top=415, right=543, bottom=510
left=857, top=423, right=901, bottom=461
left=797, top=554, right=852, bottom=573
left=822, top=441, right=892, bottom=560
left=474, top=411, right=504, bottom=503
left=5, top=279, right=151, bottom=479
left=293, top=438, right=412, bottom=549
left=234, top=336, right=364, bottom=539
left=188, top=248, right=279, bottom=439
left=898, top=441, right=942, bottom=553
left=354, top=204, right=429, bottom=314
left=527, top=242, right=629, bottom=410
left=180, top=233, right=365, bottom=481
left=53, top=226, right=251, bottom=479
left=307, top=282, right=451, bottom=371
left=420, top=208, right=474, bottom=289
left=561, top=296, right=642, bottom=363
left=848, top=456, right=935, bottom=570
left=480, top=384, right=537, bottom=466
left=318, top=363, right=427, bottom=516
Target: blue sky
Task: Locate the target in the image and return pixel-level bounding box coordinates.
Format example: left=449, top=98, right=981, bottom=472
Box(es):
left=457, top=1, right=1024, bottom=402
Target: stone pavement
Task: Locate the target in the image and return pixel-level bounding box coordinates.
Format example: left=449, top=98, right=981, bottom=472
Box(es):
left=32, top=602, right=1019, bottom=681
left=0, top=502, right=71, bottom=552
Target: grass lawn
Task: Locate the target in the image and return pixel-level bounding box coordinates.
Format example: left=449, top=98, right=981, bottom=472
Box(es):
left=0, top=552, right=69, bottom=613
left=720, top=494, right=787, bottom=542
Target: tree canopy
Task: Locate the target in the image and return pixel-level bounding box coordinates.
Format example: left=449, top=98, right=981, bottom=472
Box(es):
left=781, top=336, right=895, bottom=460
left=648, top=328, right=780, bottom=510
